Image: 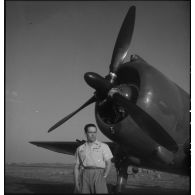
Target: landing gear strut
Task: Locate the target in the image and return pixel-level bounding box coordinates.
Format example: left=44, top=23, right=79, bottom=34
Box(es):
left=116, top=166, right=128, bottom=193
left=114, top=157, right=129, bottom=193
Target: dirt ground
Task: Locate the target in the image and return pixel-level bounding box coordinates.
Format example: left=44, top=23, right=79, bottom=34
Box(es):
left=5, top=164, right=190, bottom=194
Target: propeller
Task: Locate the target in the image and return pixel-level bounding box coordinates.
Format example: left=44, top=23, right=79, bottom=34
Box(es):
left=111, top=92, right=178, bottom=152
left=48, top=6, right=136, bottom=132
left=48, top=5, right=178, bottom=155
left=48, top=96, right=96, bottom=133
left=109, top=6, right=136, bottom=75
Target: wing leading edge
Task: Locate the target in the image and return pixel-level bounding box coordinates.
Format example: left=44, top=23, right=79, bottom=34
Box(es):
left=30, top=141, right=116, bottom=156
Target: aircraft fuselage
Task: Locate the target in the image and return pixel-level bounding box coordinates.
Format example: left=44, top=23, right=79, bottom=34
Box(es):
left=95, top=55, right=189, bottom=175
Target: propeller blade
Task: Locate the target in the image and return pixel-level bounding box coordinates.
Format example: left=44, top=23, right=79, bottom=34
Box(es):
left=110, top=6, right=136, bottom=73
left=48, top=96, right=96, bottom=133
left=112, top=93, right=178, bottom=152
left=84, top=72, right=113, bottom=95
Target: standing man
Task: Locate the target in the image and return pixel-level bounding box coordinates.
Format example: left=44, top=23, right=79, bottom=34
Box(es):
left=74, top=123, right=113, bottom=193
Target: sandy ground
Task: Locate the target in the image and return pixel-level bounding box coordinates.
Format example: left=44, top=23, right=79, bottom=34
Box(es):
left=5, top=164, right=190, bottom=194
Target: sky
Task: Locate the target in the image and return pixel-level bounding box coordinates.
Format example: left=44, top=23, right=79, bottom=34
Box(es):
left=5, top=1, right=190, bottom=164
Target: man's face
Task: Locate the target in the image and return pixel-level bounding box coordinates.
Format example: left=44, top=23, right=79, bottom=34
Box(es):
left=86, top=126, right=97, bottom=143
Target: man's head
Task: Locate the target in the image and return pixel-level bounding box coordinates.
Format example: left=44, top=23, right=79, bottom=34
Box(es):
left=84, top=123, right=97, bottom=143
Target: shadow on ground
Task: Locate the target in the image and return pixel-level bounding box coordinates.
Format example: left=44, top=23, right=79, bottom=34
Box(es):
left=5, top=176, right=190, bottom=195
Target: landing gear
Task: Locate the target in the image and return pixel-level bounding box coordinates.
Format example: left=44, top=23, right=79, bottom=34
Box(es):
left=113, top=156, right=129, bottom=193
left=115, top=166, right=128, bottom=193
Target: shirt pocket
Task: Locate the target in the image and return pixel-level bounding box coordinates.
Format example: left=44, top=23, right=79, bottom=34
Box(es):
left=92, top=148, right=103, bottom=163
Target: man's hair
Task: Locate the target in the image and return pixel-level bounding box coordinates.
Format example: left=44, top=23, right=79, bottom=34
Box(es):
left=84, top=123, right=97, bottom=133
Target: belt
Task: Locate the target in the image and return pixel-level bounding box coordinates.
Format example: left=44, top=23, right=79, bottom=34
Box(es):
left=83, top=166, right=104, bottom=170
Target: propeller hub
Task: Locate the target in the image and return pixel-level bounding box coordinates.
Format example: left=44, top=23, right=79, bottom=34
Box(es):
left=108, top=84, right=134, bottom=102
left=108, top=72, right=117, bottom=84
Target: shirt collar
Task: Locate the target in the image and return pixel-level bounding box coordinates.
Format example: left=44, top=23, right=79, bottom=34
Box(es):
left=85, top=140, right=100, bottom=147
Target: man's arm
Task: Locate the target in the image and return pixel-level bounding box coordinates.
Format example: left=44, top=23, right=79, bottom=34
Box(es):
left=102, top=143, right=113, bottom=178
left=74, top=148, right=81, bottom=192
left=74, top=163, right=80, bottom=192
left=103, top=159, right=112, bottom=178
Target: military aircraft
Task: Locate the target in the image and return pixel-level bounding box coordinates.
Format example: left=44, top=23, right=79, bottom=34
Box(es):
left=30, top=6, right=190, bottom=192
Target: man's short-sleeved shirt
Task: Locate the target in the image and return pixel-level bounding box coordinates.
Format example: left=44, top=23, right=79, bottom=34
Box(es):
left=75, top=140, right=113, bottom=168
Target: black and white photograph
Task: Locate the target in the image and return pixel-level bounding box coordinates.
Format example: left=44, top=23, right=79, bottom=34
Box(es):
left=5, top=1, right=190, bottom=194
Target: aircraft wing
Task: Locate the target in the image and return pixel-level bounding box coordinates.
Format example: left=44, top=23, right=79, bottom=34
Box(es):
left=30, top=141, right=116, bottom=156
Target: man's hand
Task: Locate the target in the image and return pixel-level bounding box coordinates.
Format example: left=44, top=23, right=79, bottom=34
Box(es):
left=103, top=159, right=112, bottom=180
left=75, top=181, right=80, bottom=193
left=103, top=175, right=107, bottom=179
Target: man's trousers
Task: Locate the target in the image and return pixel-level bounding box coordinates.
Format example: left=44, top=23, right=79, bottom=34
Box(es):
left=79, top=168, right=108, bottom=193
